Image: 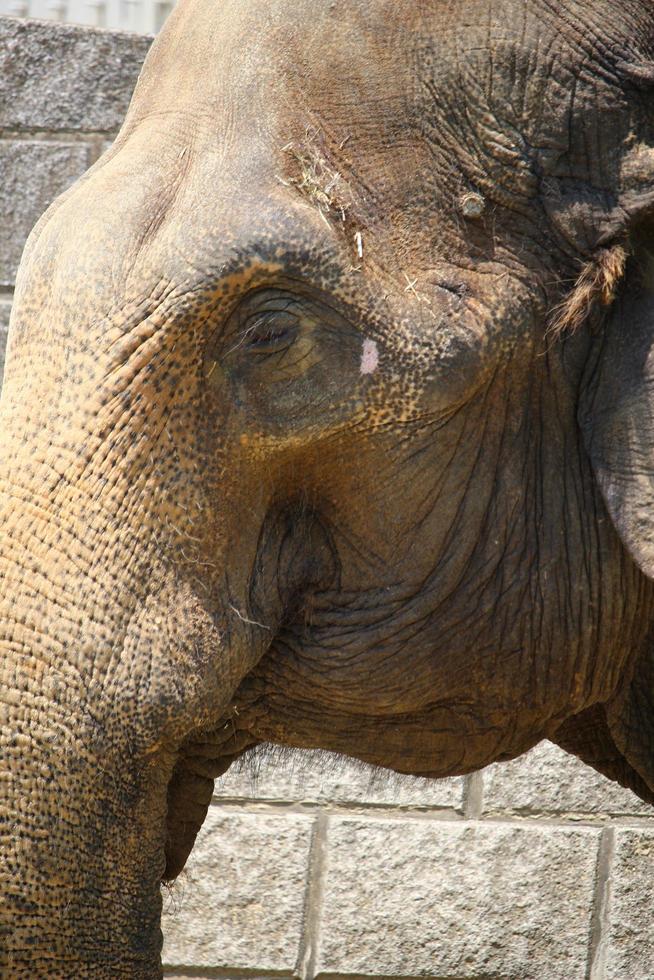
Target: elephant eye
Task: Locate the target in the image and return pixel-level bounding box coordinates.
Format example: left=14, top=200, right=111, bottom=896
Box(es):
left=243, top=310, right=299, bottom=355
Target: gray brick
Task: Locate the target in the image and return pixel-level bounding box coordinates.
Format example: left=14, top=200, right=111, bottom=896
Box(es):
left=483, top=740, right=650, bottom=817
left=604, top=828, right=654, bottom=979
left=318, top=818, right=601, bottom=980
left=0, top=141, right=90, bottom=287
left=216, top=748, right=463, bottom=809
left=0, top=17, right=151, bottom=132
left=162, top=808, right=313, bottom=972
left=0, top=300, right=10, bottom=387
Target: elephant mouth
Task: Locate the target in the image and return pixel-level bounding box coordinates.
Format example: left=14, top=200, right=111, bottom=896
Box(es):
left=163, top=720, right=257, bottom=880
left=162, top=507, right=340, bottom=880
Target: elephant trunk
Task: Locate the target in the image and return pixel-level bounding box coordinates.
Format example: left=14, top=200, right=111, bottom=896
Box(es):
left=0, top=728, right=172, bottom=978
left=0, top=472, right=243, bottom=975
left=0, top=136, right=291, bottom=971
left=0, top=686, right=171, bottom=976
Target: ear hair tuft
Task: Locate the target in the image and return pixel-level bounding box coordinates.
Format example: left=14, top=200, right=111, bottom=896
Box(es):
left=548, top=244, right=628, bottom=339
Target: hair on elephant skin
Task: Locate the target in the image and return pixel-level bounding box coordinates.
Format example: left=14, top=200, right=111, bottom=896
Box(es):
left=2, top=0, right=654, bottom=975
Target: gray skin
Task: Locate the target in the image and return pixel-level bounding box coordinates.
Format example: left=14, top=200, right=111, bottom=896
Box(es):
left=2, top=0, right=654, bottom=974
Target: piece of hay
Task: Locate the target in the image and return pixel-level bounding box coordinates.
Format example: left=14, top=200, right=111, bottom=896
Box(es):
left=283, top=128, right=349, bottom=224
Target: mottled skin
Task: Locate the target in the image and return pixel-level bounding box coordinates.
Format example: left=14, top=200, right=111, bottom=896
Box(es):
left=2, top=0, right=654, bottom=974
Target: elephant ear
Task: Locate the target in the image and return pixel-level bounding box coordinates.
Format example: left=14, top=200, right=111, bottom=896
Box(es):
left=577, top=234, right=654, bottom=795
left=552, top=704, right=654, bottom=804
left=563, top=74, right=654, bottom=797
left=579, top=237, right=654, bottom=577
left=577, top=127, right=654, bottom=563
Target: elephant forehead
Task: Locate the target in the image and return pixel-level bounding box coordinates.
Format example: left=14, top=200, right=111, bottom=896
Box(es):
left=137, top=0, right=636, bottom=124
left=121, top=0, right=426, bottom=255
left=134, top=0, right=413, bottom=123
left=14, top=121, right=343, bottom=336
left=121, top=0, right=648, bottom=274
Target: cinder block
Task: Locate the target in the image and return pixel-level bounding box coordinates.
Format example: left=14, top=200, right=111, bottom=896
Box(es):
left=0, top=141, right=90, bottom=287
left=483, top=741, right=650, bottom=816
left=0, top=17, right=150, bottom=132
left=216, top=748, right=463, bottom=809
left=604, top=828, right=654, bottom=979
left=317, top=818, right=601, bottom=980
left=162, top=808, right=313, bottom=972
left=0, top=300, right=10, bottom=385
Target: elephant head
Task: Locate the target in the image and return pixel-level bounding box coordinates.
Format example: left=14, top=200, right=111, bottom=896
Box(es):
left=2, top=0, right=654, bottom=974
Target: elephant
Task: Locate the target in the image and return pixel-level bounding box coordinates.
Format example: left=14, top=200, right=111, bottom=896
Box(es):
left=2, top=0, right=654, bottom=973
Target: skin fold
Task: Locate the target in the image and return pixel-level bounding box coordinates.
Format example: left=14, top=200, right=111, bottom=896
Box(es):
left=1, top=0, right=654, bottom=974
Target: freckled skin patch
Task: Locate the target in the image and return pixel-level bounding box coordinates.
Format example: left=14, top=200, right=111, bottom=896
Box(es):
left=2, top=0, right=654, bottom=973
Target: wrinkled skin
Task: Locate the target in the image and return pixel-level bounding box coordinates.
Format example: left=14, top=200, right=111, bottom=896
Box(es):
left=2, top=0, right=654, bottom=974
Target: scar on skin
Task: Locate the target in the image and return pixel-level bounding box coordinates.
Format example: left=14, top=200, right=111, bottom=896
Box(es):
left=360, top=338, right=379, bottom=375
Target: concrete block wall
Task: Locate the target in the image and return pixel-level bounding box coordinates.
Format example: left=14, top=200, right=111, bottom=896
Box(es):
left=1, top=16, right=653, bottom=980
left=164, top=744, right=654, bottom=980
left=0, top=15, right=151, bottom=373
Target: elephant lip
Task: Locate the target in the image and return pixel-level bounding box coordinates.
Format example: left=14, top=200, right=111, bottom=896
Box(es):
left=162, top=723, right=256, bottom=881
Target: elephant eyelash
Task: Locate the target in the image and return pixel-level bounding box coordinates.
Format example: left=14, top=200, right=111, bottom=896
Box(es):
left=243, top=311, right=299, bottom=354
left=548, top=243, right=628, bottom=339
left=224, top=315, right=293, bottom=356
left=247, top=323, right=292, bottom=348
